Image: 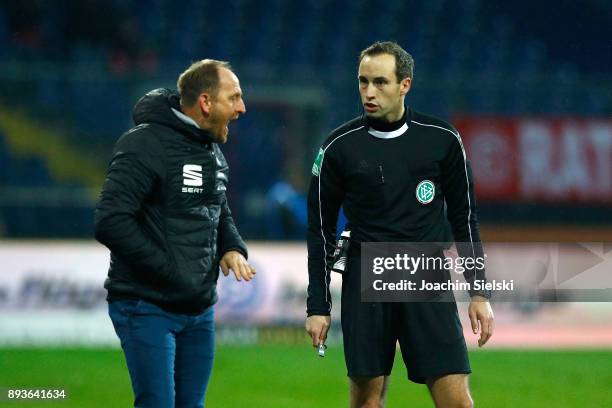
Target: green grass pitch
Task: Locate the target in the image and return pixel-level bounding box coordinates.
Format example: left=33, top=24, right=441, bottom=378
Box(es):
left=1, top=346, right=611, bottom=407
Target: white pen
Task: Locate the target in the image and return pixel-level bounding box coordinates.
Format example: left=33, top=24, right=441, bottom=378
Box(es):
left=317, top=342, right=326, bottom=357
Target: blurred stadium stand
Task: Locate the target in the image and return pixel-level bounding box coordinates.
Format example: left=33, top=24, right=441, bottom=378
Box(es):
left=0, top=0, right=610, bottom=239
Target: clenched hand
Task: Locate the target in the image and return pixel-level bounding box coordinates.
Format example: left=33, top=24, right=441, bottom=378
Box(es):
left=305, top=315, right=331, bottom=347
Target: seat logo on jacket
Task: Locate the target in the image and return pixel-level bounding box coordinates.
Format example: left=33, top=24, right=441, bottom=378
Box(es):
left=182, top=164, right=204, bottom=193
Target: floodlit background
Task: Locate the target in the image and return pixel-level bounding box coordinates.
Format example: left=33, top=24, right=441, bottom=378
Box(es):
left=0, top=1, right=611, bottom=406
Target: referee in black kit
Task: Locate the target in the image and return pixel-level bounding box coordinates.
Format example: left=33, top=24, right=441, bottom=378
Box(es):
left=305, top=41, right=494, bottom=408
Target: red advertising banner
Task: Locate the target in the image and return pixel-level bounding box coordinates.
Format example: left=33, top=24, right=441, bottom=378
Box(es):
left=454, top=117, right=612, bottom=203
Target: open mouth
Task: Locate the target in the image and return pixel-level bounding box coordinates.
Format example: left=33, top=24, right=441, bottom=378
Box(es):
left=364, top=103, right=378, bottom=112
left=224, top=115, right=240, bottom=136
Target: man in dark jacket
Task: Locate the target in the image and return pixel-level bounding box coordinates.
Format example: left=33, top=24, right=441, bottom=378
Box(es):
left=95, top=59, right=255, bottom=408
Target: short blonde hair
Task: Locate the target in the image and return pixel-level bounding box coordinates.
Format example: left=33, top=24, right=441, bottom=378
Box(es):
left=177, top=59, right=231, bottom=107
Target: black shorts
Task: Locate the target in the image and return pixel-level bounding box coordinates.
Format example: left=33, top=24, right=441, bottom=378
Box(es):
left=340, top=251, right=471, bottom=384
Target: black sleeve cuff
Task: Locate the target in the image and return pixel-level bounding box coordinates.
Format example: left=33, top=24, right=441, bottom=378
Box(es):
left=468, top=288, right=492, bottom=299
left=307, top=310, right=331, bottom=317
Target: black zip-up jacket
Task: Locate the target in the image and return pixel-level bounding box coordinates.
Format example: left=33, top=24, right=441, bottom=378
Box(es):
left=95, top=88, right=247, bottom=315
left=306, top=108, right=488, bottom=316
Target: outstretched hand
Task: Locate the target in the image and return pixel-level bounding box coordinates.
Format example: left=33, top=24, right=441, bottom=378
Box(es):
left=220, top=250, right=256, bottom=281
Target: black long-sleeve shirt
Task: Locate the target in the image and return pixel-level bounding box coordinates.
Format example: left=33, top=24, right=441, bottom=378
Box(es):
left=306, top=107, right=487, bottom=316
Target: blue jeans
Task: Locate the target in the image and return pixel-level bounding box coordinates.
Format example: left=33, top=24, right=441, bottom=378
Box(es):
left=108, top=300, right=215, bottom=408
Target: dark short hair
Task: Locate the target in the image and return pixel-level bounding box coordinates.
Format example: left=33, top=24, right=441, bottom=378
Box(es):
left=359, top=41, right=414, bottom=82
left=177, top=59, right=231, bottom=107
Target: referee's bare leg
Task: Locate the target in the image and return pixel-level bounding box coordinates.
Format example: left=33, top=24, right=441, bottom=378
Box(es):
left=426, top=373, right=473, bottom=408
left=349, top=375, right=390, bottom=408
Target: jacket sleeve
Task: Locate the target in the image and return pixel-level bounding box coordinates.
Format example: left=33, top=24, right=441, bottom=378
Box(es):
left=306, top=144, right=345, bottom=316
left=217, top=194, right=248, bottom=259
left=441, top=131, right=490, bottom=298
left=94, top=129, right=174, bottom=284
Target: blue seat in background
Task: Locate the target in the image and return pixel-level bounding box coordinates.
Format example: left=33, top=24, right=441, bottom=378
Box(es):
left=4, top=156, right=52, bottom=187
left=0, top=132, right=13, bottom=184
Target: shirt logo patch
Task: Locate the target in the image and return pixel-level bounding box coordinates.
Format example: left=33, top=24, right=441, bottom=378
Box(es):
left=311, top=148, right=324, bottom=176
left=416, top=180, right=435, bottom=204
left=182, top=164, right=203, bottom=193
